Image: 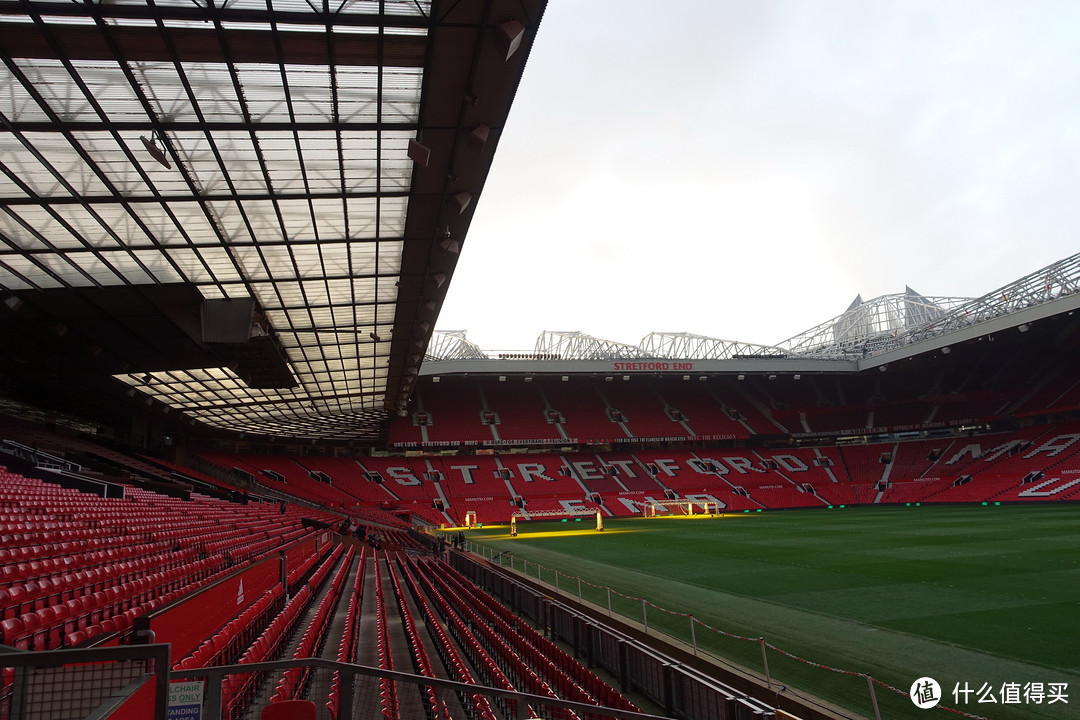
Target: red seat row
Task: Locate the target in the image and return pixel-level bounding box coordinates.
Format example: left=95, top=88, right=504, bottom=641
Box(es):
left=221, top=546, right=344, bottom=720
left=424, top=555, right=639, bottom=713
left=385, top=555, right=445, bottom=720
left=326, top=546, right=367, bottom=720
left=269, top=546, right=354, bottom=704
left=397, top=555, right=519, bottom=719
left=174, top=585, right=285, bottom=671
left=395, top=554, right=499, bottom=720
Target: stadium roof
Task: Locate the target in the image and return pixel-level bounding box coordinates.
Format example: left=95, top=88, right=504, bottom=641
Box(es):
left=0, top=0, right=546, bottom=441
left=426, top=251, right=1080, bottom=368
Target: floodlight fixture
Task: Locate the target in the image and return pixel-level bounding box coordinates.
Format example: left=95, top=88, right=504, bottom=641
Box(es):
left=407, top=138, right=431, bottom=167
left=140, top=132, right=171, bottom=168
left=495, top=20, right=525, bottom=60
left=469, top=123, right=490, bottom=152
left=453, top=191, right=472, bottom=214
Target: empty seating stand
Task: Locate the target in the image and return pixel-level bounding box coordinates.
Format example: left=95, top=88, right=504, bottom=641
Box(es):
left=0, top=467, right=326, bottom=653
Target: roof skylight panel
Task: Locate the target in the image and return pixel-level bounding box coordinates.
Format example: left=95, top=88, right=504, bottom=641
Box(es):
left=231, top=199, right=283, bottom=240
left=270, top=281, right=305, bottom=306
left=351, top=282, right=383, bottom=304
left=324, top=275, right=354, bottom=299
left=340, top=196, right=379, bottom=237
left=304, top=307, right=336, bottom=327
left=3, top=135, right=81, bottom=197
left=191, top=246, right=243, bottom=282
left=377, top=197, right=407, bottom=236
left=97, top=250, right=157, bottom=283
left=10, top=60, right=95, bottom=123
left=143, top=249, right=201, bottom=283
left=308, top=208, right=348, bottom=244
left=0, top=256, right=59, bottom=289
left=378, top=157, right=414, bottom=188
left=36, top=147, right=114, bottom=198
left=179, top=64, right=244, bottom=122
left=199, top=139, right=267, bottom=192
left=384, top=0, right=432, bottom=16
left=39, top=251, right=120, bottom=286
left=229, top=247, right=273, bottom=282
left=377, top=78, right=423, bottom=122
left=374, top=282, right=399, bottom=304
left=365, top=238, right=403, bottom=271
left=65, top=202, right=143, bottom=248
left=261, top=154, right=305, bottom=192
left=0, top=170, right=29, bottom=199
left=122, top=61, right=195, bottom=122
left=276, top=199, right=319, bottom=241
left=69, top=132, right=147, bottom=196
left=280, top=66, right=333, bottom=120
left=135, top=203, right=218, bottom=246
left=350, top=306, right=376, bottom=324
left=0, top=70, right=49, bottom=123
left=2, top=207, right=88, bottom=251
left=297, top=279, right=331, bottom=308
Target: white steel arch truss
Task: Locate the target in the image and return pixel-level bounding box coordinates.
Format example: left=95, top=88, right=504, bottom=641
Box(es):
left=778, top=288, right=970, bottom=359
left=425, top=330, right=488, bottom=361
left=423, top=253, right=1080, bottom=366
left=903, top=252, right=1080, bottom=346
left=639, top=332, right=787, bottom=359
left=535, top=331, right=648, bottom=360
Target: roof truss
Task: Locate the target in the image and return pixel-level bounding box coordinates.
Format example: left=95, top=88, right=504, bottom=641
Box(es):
left=0, top=0, right=546, bottom=440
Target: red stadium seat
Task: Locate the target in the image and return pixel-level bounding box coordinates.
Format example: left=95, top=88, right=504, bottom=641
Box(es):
left=63, top=597, right=87, bottom=632
left=261, top=699, right=316, bottom=720
left=0, top=617, right=25, bottom=649
left=65, top=629, right=88, bottom=647
left=19, top=611, right=43, bottom=650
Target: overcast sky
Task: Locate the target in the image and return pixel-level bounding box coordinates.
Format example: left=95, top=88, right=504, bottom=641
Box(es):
left=435, top=1, right=1080, bottom=352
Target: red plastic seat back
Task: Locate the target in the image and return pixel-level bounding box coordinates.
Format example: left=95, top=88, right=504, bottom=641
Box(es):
left=260, top=700, right=316, bottom=720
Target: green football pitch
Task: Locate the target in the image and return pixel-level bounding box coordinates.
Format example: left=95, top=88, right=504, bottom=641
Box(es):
left=461, top=504, right=1080, bottom=720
